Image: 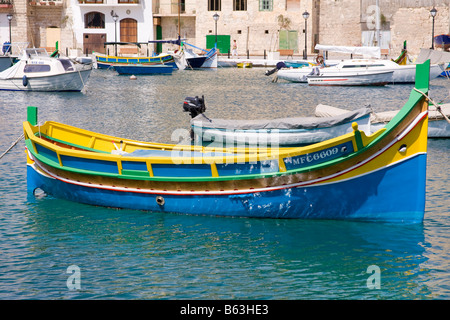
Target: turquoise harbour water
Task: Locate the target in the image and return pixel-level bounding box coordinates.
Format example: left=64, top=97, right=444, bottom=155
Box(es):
left=0, top=68, right=449, bottom=300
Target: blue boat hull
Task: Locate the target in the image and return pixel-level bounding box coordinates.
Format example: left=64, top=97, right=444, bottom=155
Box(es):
left=114, top=64, right=174, bottom=75
left=27, top=153, right=426, bottom=223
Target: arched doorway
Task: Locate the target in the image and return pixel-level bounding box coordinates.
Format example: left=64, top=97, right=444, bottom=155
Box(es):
left=120, top=18, right=137, bottom=43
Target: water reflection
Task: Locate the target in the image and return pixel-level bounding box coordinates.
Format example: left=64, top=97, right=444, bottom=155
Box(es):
left=16, top=195, right=431, bottom=299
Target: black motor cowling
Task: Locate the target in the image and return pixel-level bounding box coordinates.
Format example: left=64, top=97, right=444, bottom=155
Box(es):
left=183, top=95, right=206, bottom=118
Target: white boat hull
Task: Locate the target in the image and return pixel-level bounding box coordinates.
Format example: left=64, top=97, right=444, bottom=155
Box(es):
left=0, top=69, right=92, bottom=92
left=307, top=71, right=393, bottom=86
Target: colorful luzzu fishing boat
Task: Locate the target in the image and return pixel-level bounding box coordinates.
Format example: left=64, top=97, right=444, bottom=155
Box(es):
left=23, top=61, right=431, bottom=223
left=93, top=51, right=176, bottom=69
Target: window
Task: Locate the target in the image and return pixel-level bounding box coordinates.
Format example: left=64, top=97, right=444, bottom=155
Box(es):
left=208, top=0, right=221, bottom=11
left=59, top=59, right=74, bottom=71
left=260, top=0, right=272, bottom=11
left=84, top=12, right=105, bottom=29
left=24, top=65, right=51, bottom=73
left=234, top=0, right=247, bottom=11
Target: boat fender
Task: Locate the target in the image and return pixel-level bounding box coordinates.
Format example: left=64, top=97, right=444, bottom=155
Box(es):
left=265, top=62, right=286, bottom=76
left=22, top=75, right=28, bottom=87
left=156, top=196, right=165, bottom=206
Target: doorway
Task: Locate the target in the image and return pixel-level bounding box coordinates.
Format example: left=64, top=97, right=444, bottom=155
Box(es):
left=83, top=33, right=106, bottom=54
left=120, top=18, right=137, bottom=43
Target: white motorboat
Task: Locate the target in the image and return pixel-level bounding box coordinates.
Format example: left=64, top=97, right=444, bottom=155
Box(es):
left=0, top=48, right=92, bottom=92
left=274, top=58, right=444, bottom=84
left=315, top=103, right=450, bottom=138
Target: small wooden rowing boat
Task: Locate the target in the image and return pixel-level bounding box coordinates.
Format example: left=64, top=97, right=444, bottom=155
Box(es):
left=23, top=61, right=431, bottom=223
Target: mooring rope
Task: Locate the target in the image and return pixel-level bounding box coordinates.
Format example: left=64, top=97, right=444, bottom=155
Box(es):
left=0, top=133, right=24, bottom=160
left=414, top=88, right=450, bottom=124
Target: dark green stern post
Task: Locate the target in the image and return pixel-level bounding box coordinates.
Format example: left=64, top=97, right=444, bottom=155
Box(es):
left=27, top=106, right=38, bottom=126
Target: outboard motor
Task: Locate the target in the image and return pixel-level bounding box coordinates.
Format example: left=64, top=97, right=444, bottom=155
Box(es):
left=265, top=61, right=286, bottom=76
left=183, top=95, right=206, bottom=118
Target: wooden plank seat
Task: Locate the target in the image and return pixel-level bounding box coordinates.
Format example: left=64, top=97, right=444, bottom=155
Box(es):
left=278, top=49, right=294, bottom=59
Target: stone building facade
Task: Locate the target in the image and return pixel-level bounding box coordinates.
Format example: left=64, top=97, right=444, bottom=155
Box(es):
left=1, top=0, right=449, bottom=58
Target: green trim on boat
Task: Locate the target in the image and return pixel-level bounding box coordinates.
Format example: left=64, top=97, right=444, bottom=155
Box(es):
left=27, top=106, right=38, bottom=127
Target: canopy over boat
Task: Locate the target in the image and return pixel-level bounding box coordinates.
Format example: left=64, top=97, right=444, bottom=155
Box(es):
left=315, top=44, right=381, bottom=59
left=191, top=107, right=371, bottom=130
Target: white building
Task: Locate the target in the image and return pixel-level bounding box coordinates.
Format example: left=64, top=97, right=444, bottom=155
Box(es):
left=73, top=0, right=154, bottom=55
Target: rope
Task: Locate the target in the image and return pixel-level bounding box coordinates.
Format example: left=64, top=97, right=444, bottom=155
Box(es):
left=0, top=133, right=24, bottom=160
left=414, top=88, right=450, bottom=124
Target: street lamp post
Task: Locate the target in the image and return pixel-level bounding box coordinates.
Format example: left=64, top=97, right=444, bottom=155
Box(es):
left=430, top=7, right=437, bottom=49
left=7, top=14, right=13, bottom=49
left=213, top=13, right=219, bottom=48
left=302, top=11, right=310, bottom=60
left=112, top=12, right=119, bottom=56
